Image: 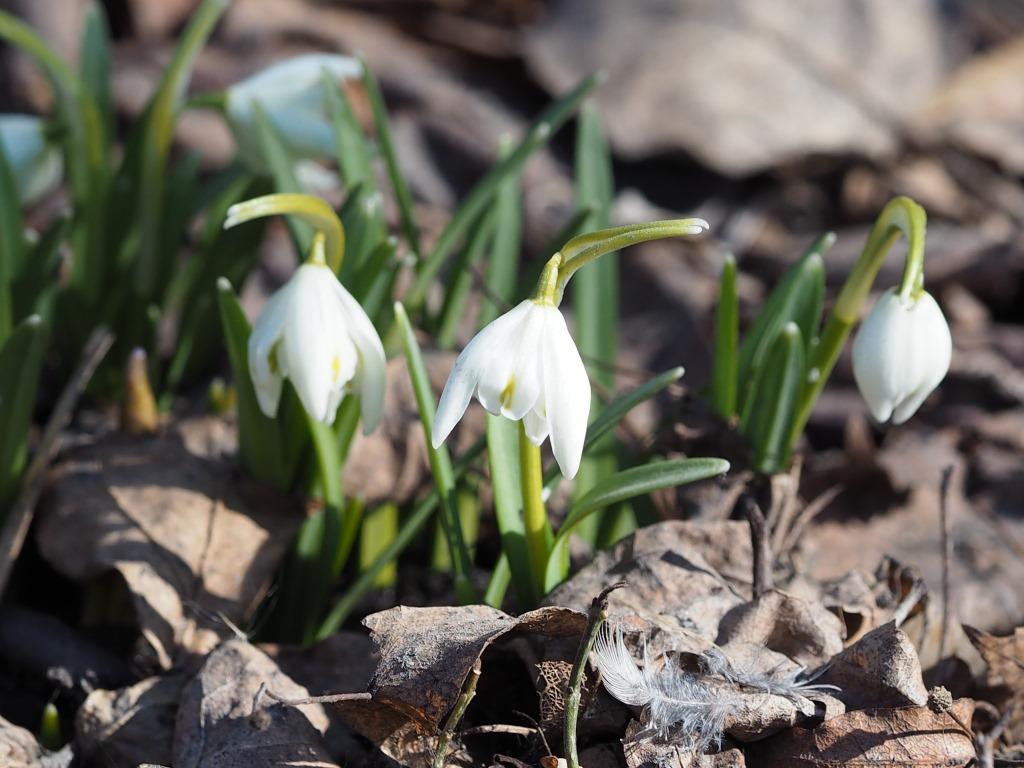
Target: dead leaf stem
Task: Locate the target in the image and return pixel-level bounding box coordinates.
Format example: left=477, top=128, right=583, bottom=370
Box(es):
left=939, top=465, right=954, bottom=659
left=434, top=658, right=482, bottom=768
left=564, top=582, right=625, bottom=768
left=743, top=494, right=772, bottom=598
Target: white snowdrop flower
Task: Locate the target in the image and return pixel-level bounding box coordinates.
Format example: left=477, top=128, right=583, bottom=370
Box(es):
left=225, top=54, right=362, bottom=167
left=0, top=114, right=62, bottom=206
left=248, top=256, right=386, bottom=431
left=852, top=288, right=951, bottom=424
left=432, top=297, right=591, bottom=480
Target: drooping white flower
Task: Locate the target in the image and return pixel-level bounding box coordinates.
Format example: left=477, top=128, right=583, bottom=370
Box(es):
left=0, top=114, right=62, bottom=205
left=852, top=288, right=951, bottom=424
left=225, top=54, right=362, bottom=168
left=432, top=299, right=590, bottom=479
left=248, top=261, right=386, bottom=430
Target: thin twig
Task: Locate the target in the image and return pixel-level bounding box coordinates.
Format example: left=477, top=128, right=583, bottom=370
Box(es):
left=743, top=495, right=772, bottom=598
left=892, top=579, right=928, bottom=627
left=939, top=465, right=954, bottom=659
left=0, top=327, right=114, bottom=597
left=434, top=658, right=482, bottom=768
left=565, top=582, right=626, bottom=768
left=459, top=724, right=536, bottom=738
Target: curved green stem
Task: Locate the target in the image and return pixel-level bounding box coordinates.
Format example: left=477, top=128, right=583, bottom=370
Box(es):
left=518, top=421, right=548, bottom=593
left=784, top=196, right=927, bottom=456
left=531, top=254, right=562, bottom=305
left=225, top=193, right=346, bottom=272
left=554, top=218, right=708, bottom=302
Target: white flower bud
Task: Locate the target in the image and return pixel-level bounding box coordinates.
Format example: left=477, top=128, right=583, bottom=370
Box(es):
left=433, top=300, right=591, bottom=479
left=852, top=288, right=951, bottom=424
left=0, top=114, right=62, bottom=206
left=248, top=262, right=386, bottom=430
left=225, top=54, right=362, bottom=168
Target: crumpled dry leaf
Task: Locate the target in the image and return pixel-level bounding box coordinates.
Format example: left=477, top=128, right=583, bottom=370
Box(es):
left=622, top=720, right=745, bottom=768
left=173, top=639, right=338, bottom=768
left=526, top=0, right=949, bottom=176
left=0, top=716, right=47, bottom=768
left=716, top=590, right=845, bottom=669
left=749, top=700, right=976, bottom=768
left=545, top=521, right=751, bottom=650
left=76, top=674, right=186, bottom=768
left=36, top=432, right=301, bottom=668
left=964, top=625, right=1024, bottom=743
left=817, top=622, right=927, bottom=711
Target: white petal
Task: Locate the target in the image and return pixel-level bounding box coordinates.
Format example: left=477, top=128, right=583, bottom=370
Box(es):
left=474, top=300, right=538, bottom=414
left=280, top=265, right=354, bottom=423
left=333, top=280, right=388, bottom=434
left=540, top=308, right=591, bottom=479
left=891, top=291, right=952, bottom=424
left=432, top=300, right=532, bottom=447
left=247, top=285, right=291, bottom=417
left=0, top=114, right=62, bottom=205
left=523, top=407, right=549, bottom=445
left=852, top=290, right=907, bottom=423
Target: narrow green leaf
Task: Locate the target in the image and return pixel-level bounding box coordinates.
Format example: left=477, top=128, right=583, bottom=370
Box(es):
left=0, top=315, right=47, bottom=511
left=324, top=74, right=374, bottom=190
left=712, top=255, right=739, bottom=420
left=437, top=206, right=497, bottom=347
left=478, top=148, right=522, bottom=329
left=745, top=322, right=805, bottom=474
left=214, top=277, right=288, bottom=489
left=393, top=301, right=476, bottom=602
left=483, top=553, right=512, bottom=609
left=543, top=457, right=730, bottom=592
left=486, top=413, right=535, bottom=607
left=134, top=0, right=228, bottom=296
left=0, top=141, right=24, bottom=342
left=13, top=216, right=70, bottom=325
left=79, top=2, right=112, bottom=156
left=572, top=100, right=625, bottom=547
left=360, top=58, right=421, bottom=259
left=737, top=234, right=832, bottom=419
left=252, top=106, right=313, bottom=254
left=405, top=73, right=600, bottom=314
left=360, top=502, right=399, bottom=588
left=543, top=367, right=686, bottom=491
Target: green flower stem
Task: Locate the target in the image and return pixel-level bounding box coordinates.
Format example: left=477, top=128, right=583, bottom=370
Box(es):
left=554, top=219, right=708, bottom=302
left=518, top=421, right=549, bottom=593
left=224, top=193, right=346, bottom=272
left=784, top=196, right=927, bottom=456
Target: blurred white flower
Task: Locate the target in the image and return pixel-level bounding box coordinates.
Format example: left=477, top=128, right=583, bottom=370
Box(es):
left=432, top=299, right=590, bottom=479
left=0, top=114, right=62, bottom=206
left=852, top=288, right=951, bottom=424
left=248, top=261, right=386, bottom=430
left=225, top=54, right=362, bottom=168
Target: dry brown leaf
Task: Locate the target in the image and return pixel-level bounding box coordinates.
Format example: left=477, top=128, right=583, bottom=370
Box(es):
left=545, top=521, right=751, bottom=650
left=526, top=0, right=949, bottom=175
left=0, top=716, right=46, bottom=768
left=817, top=622, right=927, bottom=711
left=173, top=639, right=338, bottom=768
left=36, top=432, right=301, bottom=668
left=716, top=591, right=845, bottom=669
left=749, top=700, right=976, bottom=768
left=76, top=675, right=186, bottom=768
left=964, top=625, right=1024, bottom=743
left=622, top=720, right=745, bottom=768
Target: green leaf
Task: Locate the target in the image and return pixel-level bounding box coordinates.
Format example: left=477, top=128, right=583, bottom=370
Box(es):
left=744, top=322, right=805, bottom=474
left=0, top=315, right=47, bottom=511
left=543, top=366, right=686, bottom=491
left=79, top=2, right=112, bottom=157
left=405, top=73, right=600, bottom=314
left=324, top=74, right=374, bottom=190
left=478, top=146, right=522, bottom=329
left=436, top=205, right=497, bottom=347
left=215, top=277, right=288, bottom=489
left=0, top=141, right=24, bottom=342
left=133, top=0, right=228, bottom=296
left=737, top=234, right=831, bottom=420
left=393, top=302, right=476, bottom=603
left=483, top=553, right=512, bottom=609
left=543, top=457, right=730, bottom=592
left=572, top=100, right=625, bottom=547
left=360, top=502, right=399, bottom=588
left=712, top=255, right=739, bottom=420
left=252, top=105, right=312, bottom=254
left=486, top=413, right=535, bottom=608
left=13, top=216, right=69, bottom=325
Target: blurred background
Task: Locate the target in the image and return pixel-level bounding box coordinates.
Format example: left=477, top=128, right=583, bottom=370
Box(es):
left=2, top=0, right=1023, bottom=628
